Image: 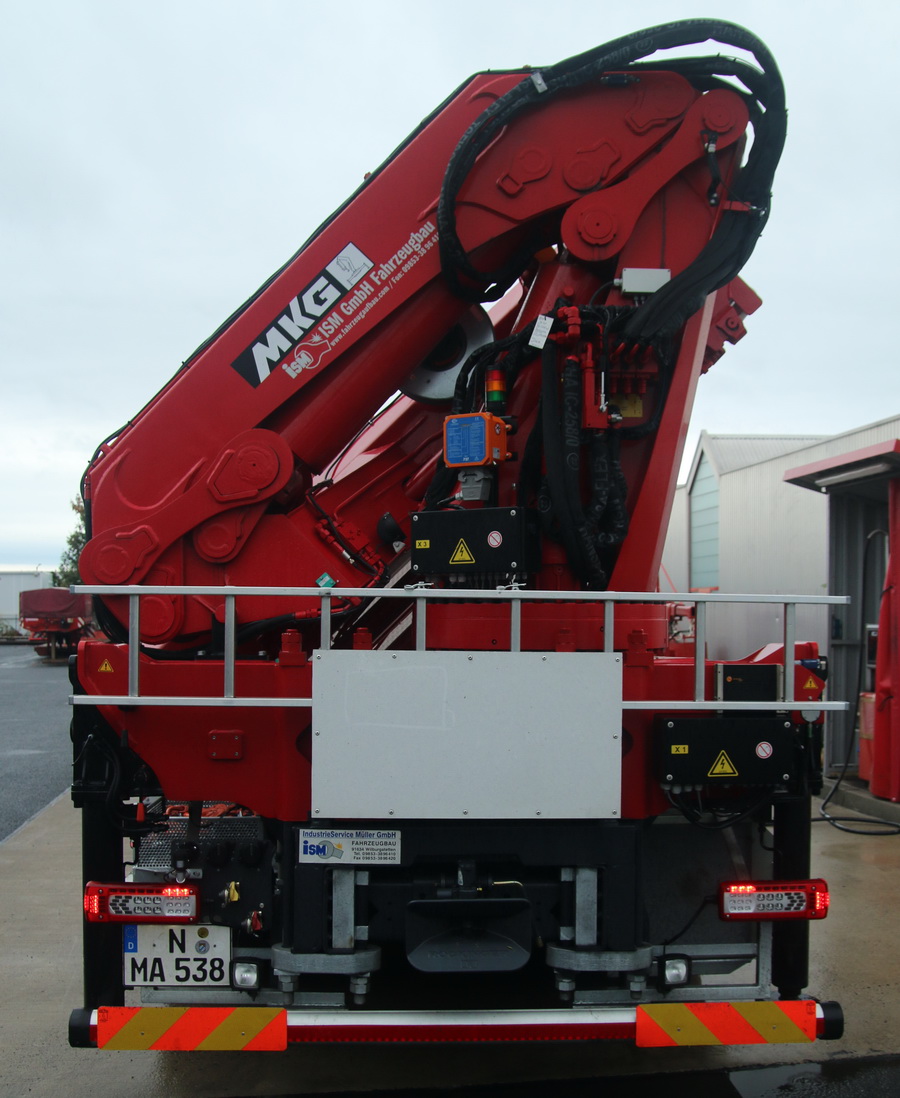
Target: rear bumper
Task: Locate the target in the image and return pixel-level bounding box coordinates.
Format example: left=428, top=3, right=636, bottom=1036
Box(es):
left=70, top=1000, right=844, bottom=1050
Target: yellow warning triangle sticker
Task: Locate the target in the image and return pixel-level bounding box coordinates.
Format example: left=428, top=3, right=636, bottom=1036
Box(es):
left=708, top=750, right=739, bottom=778
left=450, top=538, right=475, bottom=565
left=98, top=659, right=114, bottom=673
left=803, top=675, right=818, bottom=690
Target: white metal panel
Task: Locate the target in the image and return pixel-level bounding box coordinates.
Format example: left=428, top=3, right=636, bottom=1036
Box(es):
left=311, top=650, right=622, bottom=820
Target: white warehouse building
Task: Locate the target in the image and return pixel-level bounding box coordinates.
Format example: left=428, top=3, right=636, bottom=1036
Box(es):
left=663, top=414, right=900, bottom=772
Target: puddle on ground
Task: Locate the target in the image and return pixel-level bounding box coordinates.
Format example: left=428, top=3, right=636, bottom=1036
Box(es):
left=730, top=1062, right=822, bottom=1098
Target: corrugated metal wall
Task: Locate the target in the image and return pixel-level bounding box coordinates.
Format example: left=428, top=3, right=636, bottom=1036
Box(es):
left=712, top=455, right=829, bottom=660
left=689, top=453, right=719, bottom=589
left=661, top=486, right=688, bottom=591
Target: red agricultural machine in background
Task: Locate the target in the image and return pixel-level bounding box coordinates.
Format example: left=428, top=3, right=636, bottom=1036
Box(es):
left=68, top=20, right=847, bottom=1051
left=19, top=588, right=93, bottom=660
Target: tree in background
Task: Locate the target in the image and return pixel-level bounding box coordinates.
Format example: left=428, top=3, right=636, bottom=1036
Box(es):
left=55, top=496, right=86, bottom=588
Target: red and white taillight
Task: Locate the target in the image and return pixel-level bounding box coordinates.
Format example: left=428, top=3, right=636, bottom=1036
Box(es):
left=719, top=879, right=829, bottom=921
left=83, top=881, right=200, bottom=923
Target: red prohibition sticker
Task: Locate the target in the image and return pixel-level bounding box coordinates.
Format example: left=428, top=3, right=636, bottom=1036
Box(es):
left=756, top=741, right=773, bottom=759
left=487, top=531, right=503, bottom=548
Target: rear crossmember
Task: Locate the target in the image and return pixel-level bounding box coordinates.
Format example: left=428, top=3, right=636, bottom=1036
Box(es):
left=71, top=1001, right=845, bottom=1050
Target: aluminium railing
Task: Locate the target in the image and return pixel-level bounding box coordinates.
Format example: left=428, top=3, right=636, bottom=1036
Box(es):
left=69, top=585, right=849, bottom=714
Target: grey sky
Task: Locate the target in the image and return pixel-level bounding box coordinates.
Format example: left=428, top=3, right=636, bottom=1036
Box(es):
left=3, top=0, right=897, bottom=565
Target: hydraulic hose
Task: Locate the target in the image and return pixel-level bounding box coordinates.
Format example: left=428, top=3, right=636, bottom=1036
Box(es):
left=439, top=19, right=786, bottom=342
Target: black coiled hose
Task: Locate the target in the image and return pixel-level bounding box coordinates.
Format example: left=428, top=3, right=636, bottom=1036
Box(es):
left=438, top=18, right=786, bottom=342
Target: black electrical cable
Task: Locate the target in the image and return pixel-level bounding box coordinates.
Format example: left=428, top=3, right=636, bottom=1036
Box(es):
left=91, top=537, right=379, bottom=657
left=661, top=895, right=716, bottom=946
left=320, top=392, right=404, bottom=484
left=77, top=732, right=165, bottom=836
left=667, top=787, right=774, bottom=831
left=305, top=483, right=382, bottom=579
left=817, top=529, right=899, bottom=836
left=93, top=596, right=129, bottom=644
left=588, top=282, right=616, bottom=307
left=518, top=401, right=544, bottom=510
left=423, top=321, right=541, bottom=511
left=80, top=426, right=135, bottom=642
left=80, top=424, right=133, bottom=518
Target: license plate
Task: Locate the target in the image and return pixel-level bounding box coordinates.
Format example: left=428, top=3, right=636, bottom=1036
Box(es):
left=123, top=924, right=231, bottom=986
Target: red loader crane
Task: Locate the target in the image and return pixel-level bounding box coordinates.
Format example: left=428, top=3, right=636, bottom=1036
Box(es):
left=68, top=20, right=846, bottom=1051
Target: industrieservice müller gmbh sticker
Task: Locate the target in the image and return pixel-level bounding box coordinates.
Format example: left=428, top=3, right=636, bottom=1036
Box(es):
left=298, top=829, right=401, bottom=864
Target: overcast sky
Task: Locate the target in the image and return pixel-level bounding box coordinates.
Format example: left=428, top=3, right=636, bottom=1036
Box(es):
left=3, top=0, right=898, bottom=566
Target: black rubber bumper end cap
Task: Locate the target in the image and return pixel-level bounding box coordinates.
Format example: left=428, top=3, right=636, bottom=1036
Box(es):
left=69, top=1007, right=95, bottom=1048
left=819, top=1000, right=844, bottom=1040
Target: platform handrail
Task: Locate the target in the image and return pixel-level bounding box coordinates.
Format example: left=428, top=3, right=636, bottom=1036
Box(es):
left=69, top=584, right=850, bottom=713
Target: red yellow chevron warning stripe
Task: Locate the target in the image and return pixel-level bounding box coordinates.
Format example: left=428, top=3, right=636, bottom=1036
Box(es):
left=96, top=1007, right=286, bottom=1050
left=636, top=1000, right=816, bottom=1047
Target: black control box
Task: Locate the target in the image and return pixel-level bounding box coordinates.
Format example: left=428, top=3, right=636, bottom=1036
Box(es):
left=410, top=507, right=540, bottom=576
left=655, top=718, right=795, bottom=787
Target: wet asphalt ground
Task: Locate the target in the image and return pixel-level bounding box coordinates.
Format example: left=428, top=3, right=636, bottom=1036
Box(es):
left=0, top=644, right=71, bottom=840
